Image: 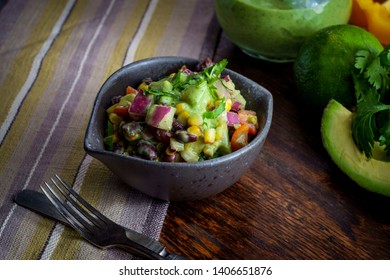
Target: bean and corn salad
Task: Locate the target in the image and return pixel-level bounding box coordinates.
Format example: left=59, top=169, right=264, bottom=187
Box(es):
left=104, top=59, right=259, bottom=162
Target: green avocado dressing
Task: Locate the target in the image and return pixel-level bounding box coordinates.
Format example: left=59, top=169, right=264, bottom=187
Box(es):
left=215, top=0, right=352, bottom=62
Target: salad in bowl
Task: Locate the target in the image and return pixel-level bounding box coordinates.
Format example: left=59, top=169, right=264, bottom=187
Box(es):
left=104, top=59, right=259, bottom=163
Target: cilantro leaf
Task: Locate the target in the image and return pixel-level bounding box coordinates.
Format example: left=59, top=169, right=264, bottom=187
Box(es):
left=104, top=121, right=114, bottom=151
left=352, top=84, right=389, bottom=157
left=355, top=47, right=389, bottom=92
left=170, top=71, right=189, bottom=90
left=203, top=99, right=226, bottom=119
left=355, top=49, right=374, bottom=74
left=194, top=59, right=229, bottom=100
left=145, top=89, right=177, bottom=97
left=203, top=59, right=228, bottom=81
left=379, top=45, right=390, bottom=67
left=352, top=46, right=390, bottom=158
left=365, top=57, right=388, bottom=91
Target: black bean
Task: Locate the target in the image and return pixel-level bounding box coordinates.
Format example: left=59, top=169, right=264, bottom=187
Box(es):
left=174, top=130, right=198, bottom=143
left=148, top=126, right=171, bottom=144
left=172, top=118, right=184, bottom=131
left=121, top=122, right=143, bottom=142
left=137, top=140, right=157, bottom=160
left=162, top=152, right=176, bottom=162
left=111, top=95, right=122, bottom=104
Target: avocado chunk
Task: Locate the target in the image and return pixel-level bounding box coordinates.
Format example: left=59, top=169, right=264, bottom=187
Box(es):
left=321, top=99, right=390, bottom=196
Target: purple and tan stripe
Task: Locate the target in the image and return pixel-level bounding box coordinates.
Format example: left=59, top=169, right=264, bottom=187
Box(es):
left=0, top=0, right=74, bottom=143
left=0, top=0, right=119, bottom=258
left=0, top=0, right=221, bottom=260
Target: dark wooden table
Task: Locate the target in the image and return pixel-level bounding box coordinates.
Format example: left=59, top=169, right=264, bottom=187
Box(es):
left=160, top=35, right=390, bottom=260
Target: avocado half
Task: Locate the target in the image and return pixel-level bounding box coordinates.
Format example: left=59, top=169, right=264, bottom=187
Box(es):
left=321, top=99, right=390, bottom=196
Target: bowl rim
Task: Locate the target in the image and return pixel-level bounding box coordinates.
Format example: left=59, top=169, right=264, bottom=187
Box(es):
left=84, top=56, right=273, bottom=168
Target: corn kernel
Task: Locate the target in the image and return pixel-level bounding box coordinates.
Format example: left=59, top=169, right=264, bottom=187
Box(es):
left=248, top=115, right=258, bottom=125
left=187, top=125, right=202, bottom=137
left=137, top=82, right=149, bottom=91
left=106, top=103, right=119, bottom=114
left=187, top=113, right=203, bottom=126
left=204, top=128, right=216, bottom=144
left=175, top=103, right=188, bottom=114
left=225, top=98, right=232, bottom=111
left=108, top=112, right=123, bottom=125
left=177, top=110, right=190, bottom=124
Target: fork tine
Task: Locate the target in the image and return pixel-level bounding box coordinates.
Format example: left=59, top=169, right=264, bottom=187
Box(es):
left=54, top=175, right=111, bottom=224
left=37, top=175, right=173, bottom=259
left=49, top=176, right=104, bottom=229
left=42, top=177, right=105, bottom=235
left=40, top=182, right=91, bottom=236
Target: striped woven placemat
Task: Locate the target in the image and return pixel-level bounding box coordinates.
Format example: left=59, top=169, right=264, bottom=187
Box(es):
left=0, top=0, right=217, bottom=259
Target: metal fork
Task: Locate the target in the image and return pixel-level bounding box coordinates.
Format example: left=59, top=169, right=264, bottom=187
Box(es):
left=40, top=175, right=185, bottom=260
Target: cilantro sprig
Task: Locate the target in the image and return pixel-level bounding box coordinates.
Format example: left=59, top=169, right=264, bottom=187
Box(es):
left=170, top=59, right=228, bottom=90
left=352, top=45, right=390, bottom=158
left=202, top=59, right=228, bottom=83
left=169, top=59, right=228, bottom=103
left=201, top=59, right=228, bottom=100
left=203, top=98, right=226, bottom=119
left=148, top=59, right=229, bottom=103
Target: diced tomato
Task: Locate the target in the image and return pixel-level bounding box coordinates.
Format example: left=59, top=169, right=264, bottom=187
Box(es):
left=247, top=124, right=257, bottom=135
left=126, top=86, right=137, bottom=95
left=114, top=106, right=130, bottom=117
left=238, top=110, right=258, bottom=135
left=231, top=123, right=249, bottom=151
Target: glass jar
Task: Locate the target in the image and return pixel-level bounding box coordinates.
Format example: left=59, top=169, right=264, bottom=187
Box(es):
left=215, top=0, right=352, bottom=62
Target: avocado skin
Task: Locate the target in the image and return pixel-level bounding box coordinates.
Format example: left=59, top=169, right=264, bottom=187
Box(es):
left=321, top=99, right=390, bottom=196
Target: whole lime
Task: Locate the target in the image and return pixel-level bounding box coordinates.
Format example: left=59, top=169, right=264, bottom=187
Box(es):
left=293, top=24, right=383, bottom=112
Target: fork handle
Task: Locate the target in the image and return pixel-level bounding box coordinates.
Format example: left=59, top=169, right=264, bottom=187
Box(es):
left=118, top=234, right=187, bottom=260
left=121, top=228, right=187, bottom=260
left=119, top=244, right=186, bottom=260
left=158, top=248, right=187, bottom=260
left=164, top=253, right=187, bottom=260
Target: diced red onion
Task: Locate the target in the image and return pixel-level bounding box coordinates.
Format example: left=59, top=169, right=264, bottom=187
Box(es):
left=146, top=104, right=176, bottom=130
left=222, top=75, right=231, bottom=82
left=182, top=67, right=193, bottom=75
left=129, top=90, right=153, bottom=117
left=227, top=111, right=239, bottom=126
left=231, top=101, right=242, bottom=112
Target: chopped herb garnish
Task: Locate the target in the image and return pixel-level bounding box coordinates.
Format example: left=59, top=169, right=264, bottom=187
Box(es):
left=203, top=99, right=226, bottom=119
left=202, top=59, right=228, bottom=81
left=352, top=45, right=390, bottom=157
left=145, top=89, right=177, bottom=98
left=104, top=121, right=114, bottom=151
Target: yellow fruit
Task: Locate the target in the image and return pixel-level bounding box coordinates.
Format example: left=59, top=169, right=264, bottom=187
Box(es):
left=293, top=24, right=383, bottom=112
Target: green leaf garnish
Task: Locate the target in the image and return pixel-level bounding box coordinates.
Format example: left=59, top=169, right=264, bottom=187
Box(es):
left=104, top=121, right=114, bottom=151
left=203, top=59, right=228, bottom=80
left=145, top=89, right=178, bottom=98
left=352, top=46, right=390, bottom=158
left=203, top=99, right=226, bottom=119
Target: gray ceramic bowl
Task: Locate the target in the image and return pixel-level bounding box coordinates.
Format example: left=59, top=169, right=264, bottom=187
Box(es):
left=84, top=56, right=273, bottom=201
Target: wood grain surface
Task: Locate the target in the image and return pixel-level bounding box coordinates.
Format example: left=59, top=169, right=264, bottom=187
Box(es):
left=160, top=32, right=390, bottom=260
